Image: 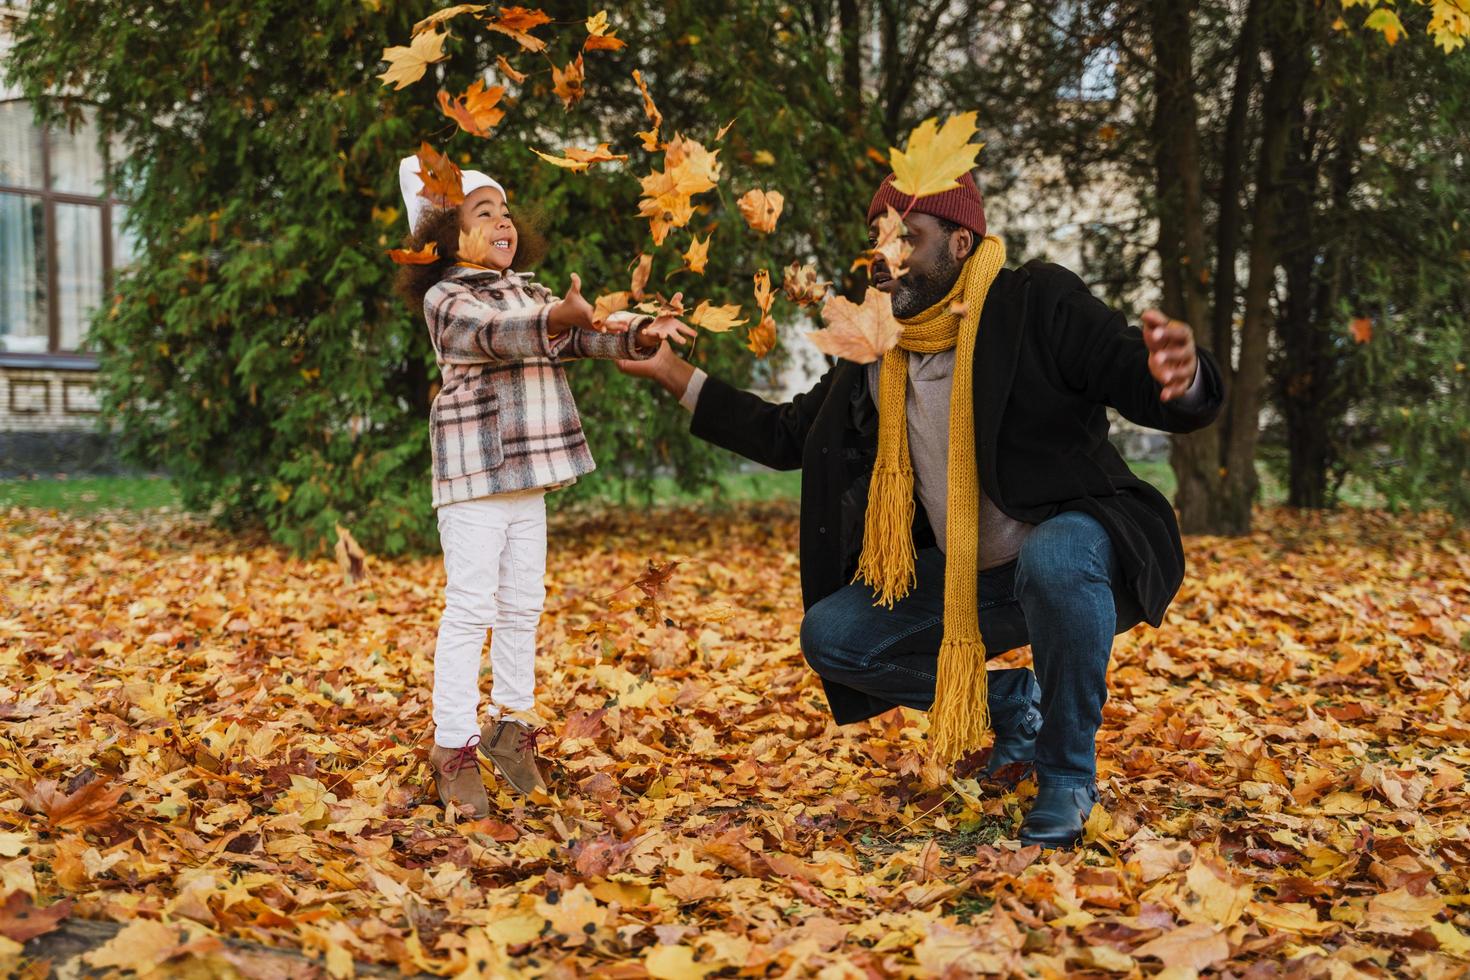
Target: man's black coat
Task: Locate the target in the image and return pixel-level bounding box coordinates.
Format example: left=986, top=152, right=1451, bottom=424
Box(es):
left=690, top=261, right=1225, bottom=721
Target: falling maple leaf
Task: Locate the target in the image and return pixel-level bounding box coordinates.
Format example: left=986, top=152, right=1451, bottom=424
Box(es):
left=495, top=54, right=528, bottom=83
left=552, top=54, right=586, bottom=109
left=386, top=242, right=439, bottom=266
left=584, top=10, right=626, bottom=51
left=635, top=293, right=686, bottom=319
left=682, top=234, right=710, bottom=275
left=637, top=136, right=721, bottom=246
left=530, top=142, right=627, bottom=173
left=889, top=111, right=985, bottom=199
left=782, top=261, right=829, bottom=307
left=688, top=300, right=746, bottom=333
left=747, top=272, right=777, bottom=357
left=753, top=268, right=774, bottom=319
left=591, top=291, right=630, bottom=328
left=747, top=316, right=777, bottom=358
left=1350, top=316, right=1374, bottom=344
left=872, top=205, right=912, bottom=279
left=737, top=188, right=784, bottom=234
left=631, top=69, right=663, bottom=151
left=458, top=225, right=494, bottom=266
left=437, top=79, right=506, bottom=137
left=630, top=253, right=653, bottom=300
left=412, top=3, right=486, bottom=35
left=415, top=142, right=464, bottom=209
left=716, top=118, right=736, bottom=141
left=377, top=29, right=449, bottom=90
left=485, top=5, right=550, bottom=52
left=334, top=524, right=367, bottom=584
left=1364, top=7, right=1406, bottom=45
left=808, top=288, right=903, bottom=364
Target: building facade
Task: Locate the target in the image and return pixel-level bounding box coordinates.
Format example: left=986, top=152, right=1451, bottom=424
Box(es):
left=0, top=3, right=134, bottom=476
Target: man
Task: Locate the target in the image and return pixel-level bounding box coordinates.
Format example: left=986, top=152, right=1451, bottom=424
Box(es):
left=617, top=172, right=1223, bottom=845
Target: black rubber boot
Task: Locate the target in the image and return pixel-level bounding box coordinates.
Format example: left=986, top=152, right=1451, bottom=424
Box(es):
left=1018, top=783, right=1098, bottom=847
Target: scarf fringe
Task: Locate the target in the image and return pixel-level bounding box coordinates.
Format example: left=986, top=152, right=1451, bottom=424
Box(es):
left=854, top=459, right=917, bottom=607
left=929, top=635, right=991, bottom=763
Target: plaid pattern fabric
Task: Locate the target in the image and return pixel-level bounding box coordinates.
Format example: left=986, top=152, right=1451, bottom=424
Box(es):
left=425, top=265, right=655, bottom=508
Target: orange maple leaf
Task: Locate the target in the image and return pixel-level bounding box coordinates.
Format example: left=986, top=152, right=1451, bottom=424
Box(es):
left=737, top=188, right=784, bottom=235
left=496, top=54, right=528, bottom=84
left=584, top=10, right=627, bottom=51
left=552, top=54, right=586, bottom=110
left=459, top=226, right=494, bottom=266
left=682, top=234, right=710, bottom=275
left=415, top=142, right=464, bottom=209
left=630, top=253, right=653, bottom=300
left=1350, top=317, right=1373, bottom=344
left=782, top=261, right=829, bottom=307
left=808, top=288, right=903, bottom=364
left=437, top=79, right=506, bottom=138
left=530, top=142, right=627, bottom=173
left=632, top=69, right=663, bottom=151
left=485, top=6, right=550, bottom=52
left=386, top=242, right=439, bottom=266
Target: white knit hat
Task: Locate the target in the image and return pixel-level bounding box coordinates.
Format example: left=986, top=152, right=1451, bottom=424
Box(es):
left=398, top=154, right=506, bottom=234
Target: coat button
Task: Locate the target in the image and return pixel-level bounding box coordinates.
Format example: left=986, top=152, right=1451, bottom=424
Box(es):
left=822, top=446, right=829, bottom=454
left=819, top=526, right=827, bottom=534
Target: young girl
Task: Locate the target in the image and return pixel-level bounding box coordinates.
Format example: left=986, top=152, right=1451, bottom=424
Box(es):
left=395, top=155, right=694, bottom=818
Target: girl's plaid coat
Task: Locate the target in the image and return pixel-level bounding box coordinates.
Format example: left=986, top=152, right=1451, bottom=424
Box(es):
left=424, top=264, right=655, bottom=507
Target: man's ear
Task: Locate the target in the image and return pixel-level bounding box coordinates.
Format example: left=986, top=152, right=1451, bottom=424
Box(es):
left=951, top=227, right=975, bottom=262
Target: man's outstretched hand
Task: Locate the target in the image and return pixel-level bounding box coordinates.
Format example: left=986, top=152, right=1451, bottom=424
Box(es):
left=616, top=340, right=696, bottom=401
left=1141, top=309, right=1199, bottom=402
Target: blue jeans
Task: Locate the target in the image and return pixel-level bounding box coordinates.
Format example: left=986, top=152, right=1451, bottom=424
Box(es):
left=799, top=512, right=1135, bottom=788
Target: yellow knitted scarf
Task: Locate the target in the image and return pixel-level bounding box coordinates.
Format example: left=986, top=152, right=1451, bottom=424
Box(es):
left=855, top=236, right=1007, bottom=763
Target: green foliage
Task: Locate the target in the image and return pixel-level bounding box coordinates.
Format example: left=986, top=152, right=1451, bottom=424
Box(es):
left=6, top=1, right=980, bottom=554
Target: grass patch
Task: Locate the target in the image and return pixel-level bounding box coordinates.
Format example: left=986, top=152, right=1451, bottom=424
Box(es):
left=0, top=475, right=179, bottom=514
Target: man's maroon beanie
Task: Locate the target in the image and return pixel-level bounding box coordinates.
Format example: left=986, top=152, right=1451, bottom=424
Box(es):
left=866, top=170, right=986, bottom=238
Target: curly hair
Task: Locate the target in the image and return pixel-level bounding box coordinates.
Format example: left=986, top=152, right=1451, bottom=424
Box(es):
left=394, top=204, right=551, bottom=316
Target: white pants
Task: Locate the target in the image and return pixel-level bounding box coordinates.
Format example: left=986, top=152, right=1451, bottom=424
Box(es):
left=432, top=489, right=547, bottom=749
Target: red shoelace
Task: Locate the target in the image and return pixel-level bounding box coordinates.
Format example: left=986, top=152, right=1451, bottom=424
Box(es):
left=441, top=733, right=482, bottom=775
left=516, top=725, right=544, bottom=754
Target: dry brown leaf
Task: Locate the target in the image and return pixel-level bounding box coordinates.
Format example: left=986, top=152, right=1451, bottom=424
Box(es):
left=485, top=6, right=550, bottom=52
left=496, top=54, right=528, bottom=83
left=552, top=54, right=585, bottom=109
left=807, top=289, right=902, bottom=364
left=412, top=4, right=486, bottom=35
left=681, top=234, right=710, bottom=275
left=386, top=242, right=439, bottom=266
left=378, top=30, right=449, bottom=90
left=632, top=69, right=663, bottom=151
left=437, top=79, right=506, bottom=138
left=630, top=253, right=653, bottom=300
left=415, top=142, right=464, bottom=209
left=782, top=261, right=829, bottom=307
left=737, top=188, right=784, bottom=234
left=688, top=300, right=746, bottom=333
left=334, top=523, right=367, bottom=584
left=583, top=10, right=626, bottom=51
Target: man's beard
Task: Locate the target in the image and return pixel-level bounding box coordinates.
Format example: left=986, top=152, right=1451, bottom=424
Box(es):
left=890, top=248, right=962, bottom=319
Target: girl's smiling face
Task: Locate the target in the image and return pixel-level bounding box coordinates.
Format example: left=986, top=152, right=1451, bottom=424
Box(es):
left=459, top=186, right=518, bottom=269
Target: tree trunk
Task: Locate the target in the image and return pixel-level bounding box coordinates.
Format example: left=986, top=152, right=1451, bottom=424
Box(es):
left=1150, top=0, right=1235, bottom=533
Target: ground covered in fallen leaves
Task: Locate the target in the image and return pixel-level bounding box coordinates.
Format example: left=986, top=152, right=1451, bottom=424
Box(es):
left=2, top=503, right=1468, bottom=978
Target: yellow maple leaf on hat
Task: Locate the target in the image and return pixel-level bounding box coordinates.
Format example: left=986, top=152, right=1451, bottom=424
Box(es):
left=888, top=111, right=985, bottom=199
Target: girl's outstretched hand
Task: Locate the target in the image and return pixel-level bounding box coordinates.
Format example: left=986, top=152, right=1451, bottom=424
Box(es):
left=548, top=273, right=594, bottom=335
left=637, top=314, right=697, bottom=349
